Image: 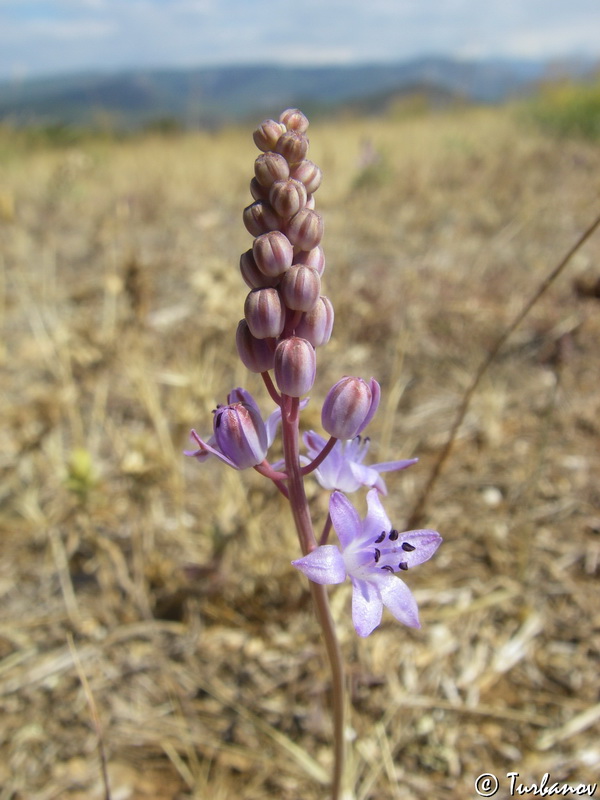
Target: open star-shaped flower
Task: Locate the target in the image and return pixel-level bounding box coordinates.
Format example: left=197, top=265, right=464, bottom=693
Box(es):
left=292, top=489, right=442, bottom=637
left=303, top=431, right=417, bottom=494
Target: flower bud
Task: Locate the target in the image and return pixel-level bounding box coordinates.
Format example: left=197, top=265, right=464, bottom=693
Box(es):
left=286, top=208, right=324, bottom=250
left=236, top=320, right=275, bottom=373
left=279, top=108, right=309, bottom=132
left=280, top=265, right=321, bottom=312
left=274, top=336, right=316, bottom=397
left=249, top=177, right=269, bottom=202
left=321, top=377, right=381, bottom=439
left=295, top=296, right=334, bottom=346
left=275, top=130, right=309, bottom=164
left=269, top=178, right=307, bottom=219
left=305, top=194, right=315, bottom=210
left=294, top=245, right=325, bottom=275
left=213, top=401, right=268, bottom=469
left=244, top=287, right=286, bottom=339
left=253, top=119, right=286, bottom=152
left=242, top=201, right=281, bottom=237
left=290, top=160, right=322, bottom=194
left=254, top=152, right=290, bottom=188
left=240, top=249, right=279, bottom=289
left=253, top=230, right=294, bottom=277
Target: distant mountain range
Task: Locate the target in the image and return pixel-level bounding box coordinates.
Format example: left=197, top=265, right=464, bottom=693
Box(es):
left=0, top=57, right=597, bottom=129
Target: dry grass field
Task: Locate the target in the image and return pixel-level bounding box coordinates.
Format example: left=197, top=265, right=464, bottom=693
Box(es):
left=1, top=104, right=599, bottom=799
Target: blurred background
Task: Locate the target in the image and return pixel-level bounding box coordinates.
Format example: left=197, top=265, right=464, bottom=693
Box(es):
left=1, top=1, right=600, bottom=132
left=1, top=2, right=599, bottom=799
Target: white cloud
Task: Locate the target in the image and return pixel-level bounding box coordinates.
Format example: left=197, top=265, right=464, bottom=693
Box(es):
left=0, top=0, right=598, bottom=80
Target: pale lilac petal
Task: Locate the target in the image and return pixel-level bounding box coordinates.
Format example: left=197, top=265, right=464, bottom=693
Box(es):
left=351, top=577, right=384, bottom=637
left=184, top=431, right=239, bottom=469
left=329, top=491, right=362, bottom=549
left=343, top=436, right=369, bottom=464
left=227, top=386, right=259, bottom=411
left=327, top=466, right=361, bottom=493
left=304, top=430, right=327, bottom=454
left=371, top=458, right=418, bottom=473
left=315, top=451, right=345, bottom=489
left=348, top=462, right=381, bottom=489
left=361, top=489, right=393, bottom=543
left=372, top=474, right=387, bottom=494
left=377, top=574, right=421, bottom=628
left=265, top=407, right=283, bottom=447
left=292, top=545, right=346, bottom=585
left=397, top=530, right=443, bottom=568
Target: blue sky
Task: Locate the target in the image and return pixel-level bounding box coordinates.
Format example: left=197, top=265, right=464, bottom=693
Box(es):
left=1, top=0, right=599, bottom=81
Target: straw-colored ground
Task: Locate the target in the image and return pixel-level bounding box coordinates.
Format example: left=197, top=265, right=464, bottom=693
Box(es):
left=1, top=106, right=599, bottom=800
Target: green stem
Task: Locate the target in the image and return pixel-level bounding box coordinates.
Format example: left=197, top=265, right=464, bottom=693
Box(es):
left=280, top=394, right=346, bottom=800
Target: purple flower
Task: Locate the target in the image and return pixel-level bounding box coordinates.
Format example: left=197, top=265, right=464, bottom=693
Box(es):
left=185, top=388, right=281, bottom=470
left=292, top=489, right=442, bottom=637
left=303, top=431, right=417, bottom=494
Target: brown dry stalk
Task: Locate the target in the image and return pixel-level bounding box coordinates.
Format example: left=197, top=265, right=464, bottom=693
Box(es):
left=407, top=211, right=600, bottom=528
left=67, top=634, right=112, bottom=800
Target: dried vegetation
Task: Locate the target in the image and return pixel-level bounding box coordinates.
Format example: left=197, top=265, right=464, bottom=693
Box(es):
left=0, top=106, right=599, bottom=799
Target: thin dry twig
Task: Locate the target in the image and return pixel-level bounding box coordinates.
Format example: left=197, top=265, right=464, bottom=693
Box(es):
left=67, top=634, right=112, bottom=800
left=407, top=211, right=600, bottom=527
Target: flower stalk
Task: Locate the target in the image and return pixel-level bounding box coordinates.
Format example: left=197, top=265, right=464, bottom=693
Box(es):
left=185, top=108, right=442, bottom=799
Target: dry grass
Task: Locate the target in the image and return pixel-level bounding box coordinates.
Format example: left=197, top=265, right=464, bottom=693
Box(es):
left=0, top=106, right=599, bottom=799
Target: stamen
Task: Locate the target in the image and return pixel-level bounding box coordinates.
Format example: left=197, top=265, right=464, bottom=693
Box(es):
left=374, top=548, right=381, bottom=562
left=398, top=561, right=408, bottom=571
left=381, top=565, right=394, bottom=573
left=215, top=412, right=223, bottom=428
left=401, top=542, right=415, bottom=552
left=374, top=531, right=386, bottom=544
left=389, top=529, right=399, bottom=541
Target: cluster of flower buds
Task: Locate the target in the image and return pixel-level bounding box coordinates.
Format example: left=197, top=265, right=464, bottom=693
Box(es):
left=236, top=108, right=334, bottom=398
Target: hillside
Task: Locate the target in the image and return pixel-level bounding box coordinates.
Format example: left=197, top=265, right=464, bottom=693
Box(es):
left=0, top=56, right=596, bottom=128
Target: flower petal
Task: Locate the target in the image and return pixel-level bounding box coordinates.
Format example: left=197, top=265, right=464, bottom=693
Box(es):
left=303, top=430, right=327, bottom=455
left=184, top=430, right=239, bottom=469
left=351, top=577, right=383, bottom=637
left=397, top=530, right=443, bottom=568
left=362, top=488, right=393, bottom=543
left=265, top=407, right=283, bottom=447
left=371, top=458, right=418, bottom=473
left=377, top=573, right=421, bottom=628
left=227, top=386, right=259, bottom=411
left=348, top=462, right=381, bottom=490
left=329, top=491, right=362, bottom=549
left=292, top=545, right=346, bottom=585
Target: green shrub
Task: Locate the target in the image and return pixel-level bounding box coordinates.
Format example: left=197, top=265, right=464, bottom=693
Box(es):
left=527, top=78, right=600, bottom=140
